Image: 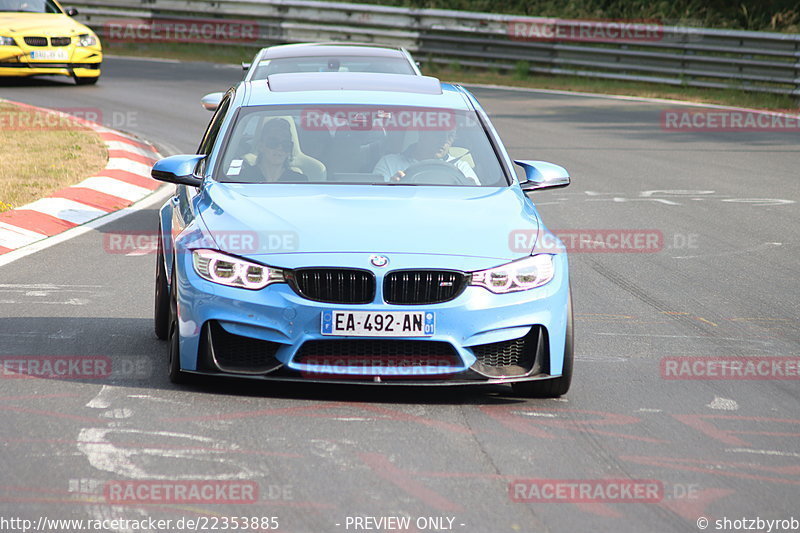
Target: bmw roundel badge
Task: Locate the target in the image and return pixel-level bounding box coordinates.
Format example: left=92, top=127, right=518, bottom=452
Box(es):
left=370, top=255, right=389, bottom=268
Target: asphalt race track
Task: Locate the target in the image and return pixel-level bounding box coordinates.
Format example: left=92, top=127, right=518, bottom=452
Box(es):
left=0, top=57, right=798, bottom=533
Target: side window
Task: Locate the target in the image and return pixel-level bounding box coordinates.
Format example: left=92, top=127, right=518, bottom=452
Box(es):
left=198, top=96, right=232, bottom=157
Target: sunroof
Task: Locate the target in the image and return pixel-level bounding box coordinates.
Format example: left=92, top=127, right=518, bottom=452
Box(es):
left=266, top=73, right=442, bottom=94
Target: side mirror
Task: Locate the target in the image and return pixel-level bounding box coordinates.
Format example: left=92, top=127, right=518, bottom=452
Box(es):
left=65, top=7, right=78, bottom=16
left=151, top=154, right=205, bottom=187
left=241, top=62, right=251, bottom=71
left=200, top=92, right=224, bottom=112
left=515, top=160, right=570, bottom=192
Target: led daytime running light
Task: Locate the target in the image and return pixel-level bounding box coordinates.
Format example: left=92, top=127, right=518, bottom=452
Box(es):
left=470, top=254, right=555, bottom=293
left=192, top=249, right=283, bottom=290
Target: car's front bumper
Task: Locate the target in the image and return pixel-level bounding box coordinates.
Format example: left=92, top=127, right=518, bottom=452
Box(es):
left=0, top=44, right=101, bottom=78
left=172, top=246, right=570, bottom=385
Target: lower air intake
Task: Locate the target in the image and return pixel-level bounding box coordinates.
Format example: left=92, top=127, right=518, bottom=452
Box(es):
left=207, top=321, right=283, bottom=374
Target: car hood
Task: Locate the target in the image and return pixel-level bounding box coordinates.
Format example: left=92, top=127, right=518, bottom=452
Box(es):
left=197, top=183, right=539, bottom=261
left=0, top=13, right=91, bottom=35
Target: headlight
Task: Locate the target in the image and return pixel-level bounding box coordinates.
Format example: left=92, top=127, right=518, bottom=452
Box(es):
left=77, top=34, right=97, bottom=47
left=192, top=249, right=284, bottom=290
left=0, top=36, right=16, bottom=46
left=470, top=254, right=555, bottom=293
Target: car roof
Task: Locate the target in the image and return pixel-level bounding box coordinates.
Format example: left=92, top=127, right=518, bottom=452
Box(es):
left=267, top=72, right=440, bottom=94
left=241, top=73, right=470, bottom=109
left=260, top=42, right=407, bottom=59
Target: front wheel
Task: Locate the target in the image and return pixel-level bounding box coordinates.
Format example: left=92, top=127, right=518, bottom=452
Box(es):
left=154, top=229, right=170, bottom=340
left=167, top=267, right=188, bottom=384
left=512, top=290, right=574, bottom=398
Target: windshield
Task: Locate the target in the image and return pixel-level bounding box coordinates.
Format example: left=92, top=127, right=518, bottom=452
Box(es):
left=215, top=105, right=509, bottom=187
left=0, top=0, right=62, bottom=13
left=250, top=56, right=416, bottom=79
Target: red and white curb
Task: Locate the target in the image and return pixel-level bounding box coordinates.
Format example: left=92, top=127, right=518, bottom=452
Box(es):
left=0, top=100, right=162, bottom=255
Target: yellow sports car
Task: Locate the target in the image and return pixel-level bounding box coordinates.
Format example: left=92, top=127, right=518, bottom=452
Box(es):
left=0, top=0, right=101, bottom=84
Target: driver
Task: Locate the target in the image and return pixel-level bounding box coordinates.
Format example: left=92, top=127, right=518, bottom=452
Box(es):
left=372, top=129, right=479, bottom=184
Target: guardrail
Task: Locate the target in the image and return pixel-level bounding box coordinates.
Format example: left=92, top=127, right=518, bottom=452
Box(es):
left=69, top=0, right=800, bottom=98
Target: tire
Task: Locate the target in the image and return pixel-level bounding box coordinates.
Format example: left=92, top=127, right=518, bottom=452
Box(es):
left=154, top=229, right=170, bottom=340
left=74, top=76, right=99, bottom=85
left=167, top=267, right=188, bottom=384
left=512, top=289, right=574, bottom=398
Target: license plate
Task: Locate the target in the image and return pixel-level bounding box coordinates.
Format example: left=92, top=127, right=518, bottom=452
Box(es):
left=30, top=50, right=69, bottom=61
left=321, top=310, right=434, bottom=337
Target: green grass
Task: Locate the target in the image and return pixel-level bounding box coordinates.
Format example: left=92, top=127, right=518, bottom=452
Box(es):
left=513, top=61, right=530, bottom=81
left=105, top=42, right=258, bottom=65
left=105, top=42, right=798, bottom=111
left=314, top=0, right=800, bottom=33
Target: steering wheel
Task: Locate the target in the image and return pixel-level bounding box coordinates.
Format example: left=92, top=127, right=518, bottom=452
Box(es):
left=401, top=159, right=473, bottom=185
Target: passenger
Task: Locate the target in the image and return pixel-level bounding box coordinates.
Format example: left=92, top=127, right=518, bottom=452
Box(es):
left=372, top=129, right=479, bottom=184
left=237, top=119, right=308, bottom=183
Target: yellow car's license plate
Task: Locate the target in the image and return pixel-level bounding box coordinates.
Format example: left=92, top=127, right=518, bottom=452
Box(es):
left=30, top=50, right=69, bottom=61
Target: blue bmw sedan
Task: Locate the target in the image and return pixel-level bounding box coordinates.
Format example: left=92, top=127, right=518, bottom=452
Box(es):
left=152, top=72, right=574, bottom=397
